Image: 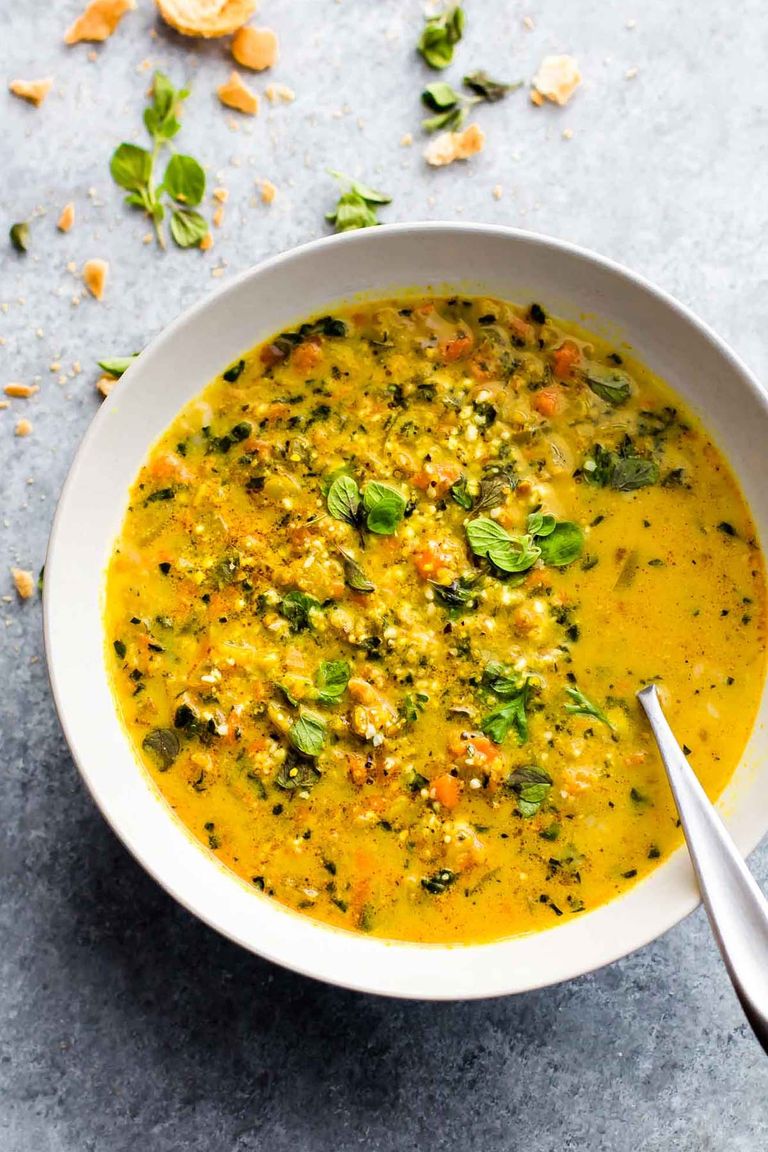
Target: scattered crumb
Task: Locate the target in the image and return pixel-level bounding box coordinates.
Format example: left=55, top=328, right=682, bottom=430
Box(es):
left=231, top=25, right=278, bottom=71
left=522, top=15, right=534, bottom=30
left=57, top=202, right=75, bottom=232
left=64, top=0, right=136, bottom=44
left=15, top=418, right=33, bottom=438
left=625, top=66, right=639, bottom=80
left=142, top=232, right=154, bottom=245
left=562, top=127, right=574, bottom=140
left=213, top=205, right=225, bottom=228
left=4, top=383, right=39, bottom=398
left=136, top=57, right=153, bottom=72
left=217, top=71, right=259, bottom=115
left=212, top=186, right=229, bottom=203
left=83, top=258, right=108, bottom=300
left=531, top=55, right=582, bottom=106
left=156, top=0, right=256, bottom=37
left=11, top=568, right=35, bottom=599
left=492, top=183, right=503, bottom=200
left=211, top=265, right=226, bottom=278
left=66, top=260, right=78, bottom=274
left=265, top=82, right=295, bottom=104
left=424, top=123, right=485, bottom=167
left=9, top=78, right=54, bottom=107
left=96, top=375, right=117, bottom=397
left=49, top=362, right=62, bottom=372
left=0, top=400, right=9, bottom=410
left=258, top=178, right=276, bottom=204
left=200, top=232, right=214, bottom=251
left=400, top=132, right=413, bottom=147
left=626, top=18, right=637, bottom=29
left=88, top=49, right=98, bottom=61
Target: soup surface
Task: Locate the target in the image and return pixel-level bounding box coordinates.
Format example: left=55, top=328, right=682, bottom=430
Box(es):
left=105, top=295, right=766, bottom=943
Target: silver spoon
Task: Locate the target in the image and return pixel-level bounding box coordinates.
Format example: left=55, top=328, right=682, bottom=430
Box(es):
left=637, top=683, right=768, bottom=1053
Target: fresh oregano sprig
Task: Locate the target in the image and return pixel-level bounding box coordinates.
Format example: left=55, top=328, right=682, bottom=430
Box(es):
left=325, top=170, right=391, bottom=232
left=109, top=72, right=209, bottom=250
left=421, top=73, right=523, bottom=133
left=417, top=5, right=465, bottom=70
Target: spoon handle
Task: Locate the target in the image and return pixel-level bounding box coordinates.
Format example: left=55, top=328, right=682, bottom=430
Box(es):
left=637, top=683, right=768, bottom=1053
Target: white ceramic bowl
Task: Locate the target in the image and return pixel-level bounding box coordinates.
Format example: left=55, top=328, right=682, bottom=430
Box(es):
left=45, top=224, right=768, bottom=999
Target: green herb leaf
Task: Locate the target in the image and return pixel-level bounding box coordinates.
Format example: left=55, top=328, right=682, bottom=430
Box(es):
left=142, top=727, right=180, bottom=771
left=289, top=711, right=326, bottom=757
left=421, top=868, right=457, bottom=894
left=450, top=475, right=474, bottom=510
left=422, top=81, right=461, bottom=110
left=97, top=355, right=138, bottom=379
left=417, top=5, right=465, bottom=70
left=276, top=752, right=322, bottom=791
left=422, top=105, right=468, bottom=133
left=9, top=222, right=29, bottom=253
left=143, top=71, right=188, bottom=143
left=326, top=172, right=391, bottom=232
left=169, top=208, right=208, bottom=248
left=163, top=153, right=206, bottom=206
left=583, top=443, right=659, bottom=491
left=363, top=481, right=407, bottom=535
left=506, top=765, right=553, bottom=817
left=482, top=661, right=524, bottom=699
left=430, top=574, right=479, bottom=610
left=526, top=511, right=557, bottom=538
left=474, top=475, right=512, bottom=513
left=584, top=363, right=633, bottom=406
left=537, top=521, right=584, bottom=567
left=401, top=692, right=429, bottom=726
left=481, top=679, right=532, bottom=744
left=110, top=143, right=153, bottom=192
left=337, top=548, right=375, bottom=593
left=466, top=518, right=540, bottom=574
left=316, top=660, right=351, bottom=704
left=463, top=70, right=522, bottom=102
left=279, top=590, right=321, bottom=633
left=564, top=686, right=615, bottom=730
left=327, top=474, right=360, bottom=525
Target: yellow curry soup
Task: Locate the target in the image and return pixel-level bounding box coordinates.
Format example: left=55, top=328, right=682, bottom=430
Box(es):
left=105, top=296, right=766, bottom=944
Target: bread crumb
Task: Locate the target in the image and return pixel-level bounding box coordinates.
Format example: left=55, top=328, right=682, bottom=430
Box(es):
left=258, top=178, right=277, bottom=204
left=11, top=568, right=35, bottom=599
left=231, top=25, right=278, bottom=71
left=265, top=82, right=295, bottom=104
left=213, top=205, right=225, bottom=228
left=424, top=123, right=485, bottom=167
left=57, top=202, right=75, bottom=232
left=400, top=132, right=413, bottom=147
left=65, top=0, right=136, bottom=44
left=492, top=184, right=503, bottom=200
left=626, top=18, right=637, bottom=29
left=625, top=66, right=639, bottom=80
left=0, top=400, right=9, bottom=410
left=96, top=375, right=117, bottom=397
left=156, top=0, right=256, bottom=38
left=142, top=232, right=154, bottom=245
left=49, top=362, right=61, bottom=372
left=15, top=418, right=33, bottom=437
left=9, top=78, right=54, bottom=107
left=212, top=186, right=229, bottom=203
left=4, top=383, right=39, bottom=398
left=217, top=71, right=259, bottom=115
left=522, top=15, right=534, bottom=30
left=83, top=258, right=108, bottom=299
left=531, top=55, right=582, bottom=106
left=562, top=127, right=574, bottom=140
left=200, top=232, right=214, bottom=251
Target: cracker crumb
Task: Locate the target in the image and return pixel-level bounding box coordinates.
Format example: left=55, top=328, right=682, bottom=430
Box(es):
left=4, top=383, right=39, bottom=398
left=0, top=400, right=9, bottom=410
left=531, top=55, right=582, bottom=106
left=213, top=205, right=225, bottom=228
left=400, top=132, right=413, bottom=147
left=231, top=25, right=278, bottom=71
left=9, top=78, right=54, bottom=107
left=49, top=362, right=61, bottom=372
left=265, top=82, right=295, bottom=104
left=522, top=15, right=534, bottom=30
left=96, top=375, right=117, bottom=397
left=217, top=71, right=259, bottom=115
left=83, top=258, right=108, bottom=300
left=142, top=232, right=154, bottom=245
left=212, top=186, right=229, bottom=203
left=626, top=18, right=637, bottom=29
left=65, top=0, right=136, bottom=44
left=625, top=66, right=639, bottom=80
left=424, top=123, right=485, bottom=167
left=11, top=568, right=35, bottom=599
left=57, top=202, right=75, bottom=232
left=562, top=127, right=574, bottom=140
left=157, top=0, right=256, bottom=38
left=199, top=232, right=214, bottom=251
left=258, top=178, right=277, bottom=204
left=492, top=183, right=503, bottom=200
left=15, top=418, right=33, bottom=437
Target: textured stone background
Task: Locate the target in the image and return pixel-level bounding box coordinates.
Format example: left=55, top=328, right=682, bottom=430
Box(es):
left=2, top=2, right=768, bottom=1149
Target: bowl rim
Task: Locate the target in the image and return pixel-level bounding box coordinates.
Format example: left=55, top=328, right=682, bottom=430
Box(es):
left=43, top=221, right=768, bottom=1000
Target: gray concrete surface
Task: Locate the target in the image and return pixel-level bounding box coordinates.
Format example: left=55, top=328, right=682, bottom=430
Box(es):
left=2, top=1, right=768, bottom=1149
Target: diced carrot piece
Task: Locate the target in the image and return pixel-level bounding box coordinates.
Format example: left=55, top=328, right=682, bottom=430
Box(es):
left=260, top=343, right=286, bottom=366
left=439, top=332, right=474, bottom=362
left=292, top=340, right=323, bottom=372
left=412, top=542, right=453, bottom=579
left=552, top=340, right=580, bottom=379
left=433, top=773, right=462, bottom=809
left=533, top=387, right=560, bottom=417
left=411, top=461, right=461, bottom=496
left=448, top=734, right=500, bottom=765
